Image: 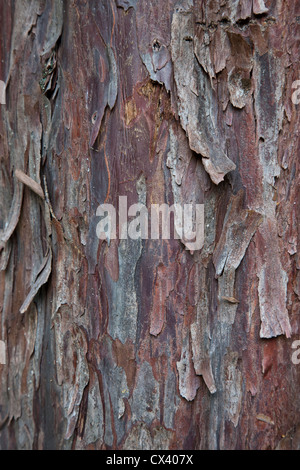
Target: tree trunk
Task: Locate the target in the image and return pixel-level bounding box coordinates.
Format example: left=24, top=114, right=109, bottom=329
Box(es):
left=0, top=0, right=300, bottom=450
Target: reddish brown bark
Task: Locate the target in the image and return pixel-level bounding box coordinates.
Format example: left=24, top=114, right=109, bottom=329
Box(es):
left=0, top=0, right=300, bottom=450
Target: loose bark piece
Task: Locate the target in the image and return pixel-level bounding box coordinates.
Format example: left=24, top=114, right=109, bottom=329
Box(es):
left=0, top=182, right=24, bottom=247
left=20, top=249, right=52, bottom=314
left=256, top=414, right=275, bottom=426
left=213, top=190, right=263, bottom=277
left=15, top=169, right=44, bottom=200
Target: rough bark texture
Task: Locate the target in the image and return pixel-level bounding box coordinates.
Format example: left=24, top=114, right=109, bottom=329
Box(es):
left=0, top=0, right=300, bottom=450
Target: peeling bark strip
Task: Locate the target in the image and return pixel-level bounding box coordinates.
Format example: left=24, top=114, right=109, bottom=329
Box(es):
left=190, top=322, right=216, bottom=394
left=256, top=413, right=274, bottom=426
left=15, top=169, right=44, bottom=200
left=257, top=221, right=292, bottom=338
left=0, top=0, right=300, bottom=451
left=213, top=190, right=263, bottom=277
left=171, top=6, right=236, bottom=184
left=19, top=249, right=52, bottom=314
left=0, top=182, right=23, bottom=248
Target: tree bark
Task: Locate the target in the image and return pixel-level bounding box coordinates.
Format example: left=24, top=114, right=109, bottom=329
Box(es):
left=0, top=0, right=300, bottom=450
